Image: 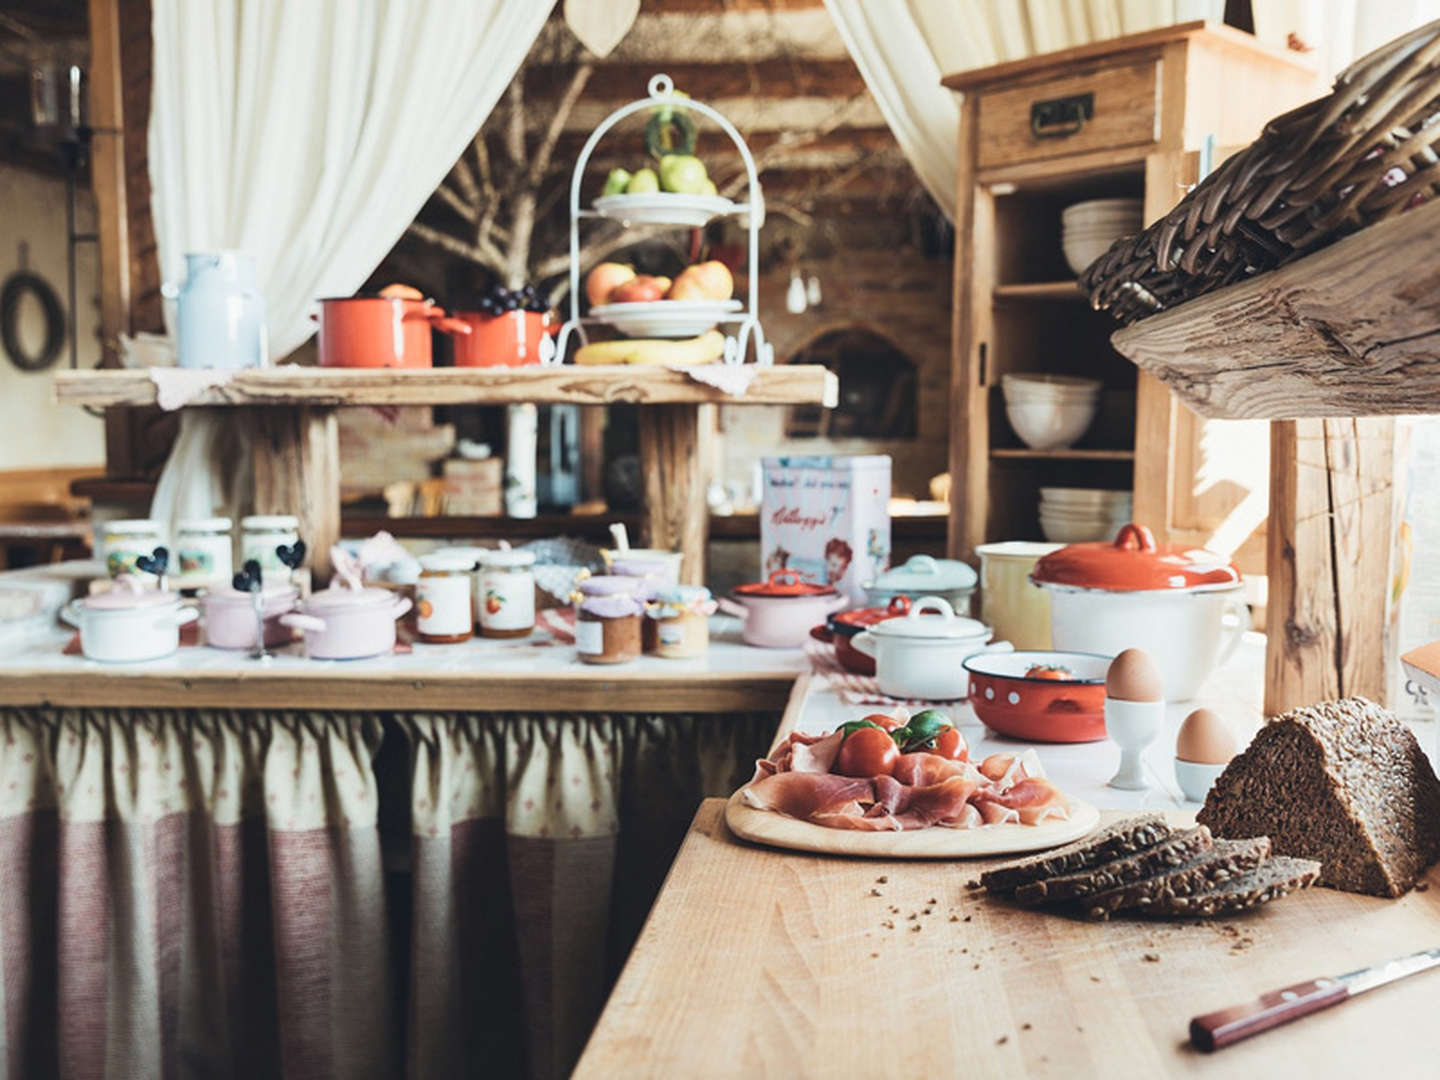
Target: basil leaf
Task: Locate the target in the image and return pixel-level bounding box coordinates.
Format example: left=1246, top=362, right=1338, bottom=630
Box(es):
left=905, top=710, right=949, bottom=742
left=839, top=719, right=882, bottom=739
left=888, top=725, right=911, bottom=746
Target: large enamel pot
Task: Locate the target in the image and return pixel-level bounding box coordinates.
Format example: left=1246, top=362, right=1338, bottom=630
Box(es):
left=452, top=310, right=557, bottom=367
left=316, top=296, right=470, bottom=368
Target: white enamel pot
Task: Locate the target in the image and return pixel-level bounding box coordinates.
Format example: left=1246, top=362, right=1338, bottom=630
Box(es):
left=61, top=595, right=198, bottom=663
left=717, top=570, right=849, bottom=649
left=850, top=595, right=1011, bottom=700
left=280, top=587, right=412, bottom=659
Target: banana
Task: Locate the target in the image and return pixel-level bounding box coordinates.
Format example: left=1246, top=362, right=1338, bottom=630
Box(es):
left=574, top=330, right=725, bottom=366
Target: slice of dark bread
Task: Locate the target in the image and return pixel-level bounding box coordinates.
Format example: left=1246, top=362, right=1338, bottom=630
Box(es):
left=977, top=814, right=1171, bottom=894
left=1137, top=856, right=1321, bottom=917
left=1082, top=836, right=1271, bottom=919
left=1014, top=826, right=1214, bottom=906
left=1197, top=697, right=1440, bottom=897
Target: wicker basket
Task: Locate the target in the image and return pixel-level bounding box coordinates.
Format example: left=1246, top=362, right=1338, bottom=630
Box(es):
left=1082, top=19, right=1440, bottom=325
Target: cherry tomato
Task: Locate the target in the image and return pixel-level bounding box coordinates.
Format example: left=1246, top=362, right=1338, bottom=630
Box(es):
left=1025, top=664, right=1074, bottom=681
left=930, top=726, right=968, bottom=761
left=864, top=712, right=904, bottom=732
left=834, top=725, right=900, bottom=778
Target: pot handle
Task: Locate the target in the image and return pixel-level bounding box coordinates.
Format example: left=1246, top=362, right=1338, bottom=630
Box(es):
left=162, top=606, right=200, bottom=628
left=850, top=629, right=877, bottom=659
left=429, top=316, right=472, bottom=336
left=60, top=599, right=82, bottom=628
left=908, top=595, right=956, bottom=621
left=1216, top=593, right=1249, bottom=668
left=281, top=612, right=327, bottom=633
left=716, top=597, right=750, bottom=621
left=824, top=594, right=851, bottom=614
left=972, top=639, right=1014, bottom=658
left=390, top=596, right=413, bottom=620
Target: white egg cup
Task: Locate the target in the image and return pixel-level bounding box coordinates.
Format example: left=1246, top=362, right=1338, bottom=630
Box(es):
left=1106, top=697, right=1164, bottom=790
left=1174, top=758, right=1227, bottom=803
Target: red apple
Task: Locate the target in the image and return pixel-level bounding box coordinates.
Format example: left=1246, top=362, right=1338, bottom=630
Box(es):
left=609, top=275, right=672, bottom=304
left=585, top=262, right=636, bottom=307
left=666, top=261, right=734, bottom=301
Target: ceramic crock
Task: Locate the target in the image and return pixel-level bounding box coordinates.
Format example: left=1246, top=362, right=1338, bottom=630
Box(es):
left=316, top=296, right=470, bottom=368
left=717, top=570, right=849, bottom=649
left=280, top=585, right=411, bottom=659
left=453, top=309, right=557, bottom=367
left=201, top=582, right=298, bottom=649
left=1031, top=523, right=1246, bottom=701
left=849, top=596, right=1003, bottom=700
left=862, top=554, right=978, bottom=615
left=164, top=251, right=266, bottom=370
left=61, top=576, right=198, bottom=662
left=975, top=541, right=1062, bottom=651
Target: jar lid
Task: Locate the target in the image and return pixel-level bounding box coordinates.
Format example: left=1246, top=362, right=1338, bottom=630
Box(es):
left=974, top=541, right=1063, bottom=560
left=733, top=570, right=836, bottom=598
left=868, top=554, right=977, bottom=594
left=476, top=548, right=536, bottom=568
left=653, top=584, right=711, bottom=606
left=864, top=596, right=990, bottom=641
left=578, top=575, right=642, bottom=596
left=1031, top=523, right=1242, bottom=592
left=104, top=519, right=162, bottom=535
left=420, top=550, right=478, bottom=572
left=81, top=575, right=178, bottom=610
left=304, top=584, right=395, bottom=612
left=828, top=595, right=912, bottom=638
left=178, top=516, right=233, bottom=532
left=241, top=515, right=300, bottom=530
left=580, top=594, right=644, bottom=618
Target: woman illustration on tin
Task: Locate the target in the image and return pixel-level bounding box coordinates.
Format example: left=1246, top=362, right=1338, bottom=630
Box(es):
left=824, top=538, right=853, bottom=585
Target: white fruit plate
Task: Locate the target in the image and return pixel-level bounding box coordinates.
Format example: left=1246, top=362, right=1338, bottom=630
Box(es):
left=590, top=298, right=742, bottom=338
left=593, top=192, right=738, bottom=227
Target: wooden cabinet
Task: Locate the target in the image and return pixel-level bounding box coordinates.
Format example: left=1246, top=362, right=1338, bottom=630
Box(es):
left=944, top=22, right=1319, bottom=565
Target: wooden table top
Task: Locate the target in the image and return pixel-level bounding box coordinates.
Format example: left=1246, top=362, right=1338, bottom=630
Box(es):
left=574, top=802, right=1440, bottom=1079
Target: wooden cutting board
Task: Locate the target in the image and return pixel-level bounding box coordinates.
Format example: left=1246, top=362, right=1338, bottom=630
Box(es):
left=724, top=789, right=1101, bottom=858
left=576, top=803, right=1440, bottom=1079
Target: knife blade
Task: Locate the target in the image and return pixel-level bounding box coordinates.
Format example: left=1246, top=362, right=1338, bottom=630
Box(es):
left=1190, top=946, right=1440, bottom=1052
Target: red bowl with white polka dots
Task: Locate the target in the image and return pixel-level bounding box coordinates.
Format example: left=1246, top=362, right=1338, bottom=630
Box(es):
left=962, top=650, right=1110, bottom=743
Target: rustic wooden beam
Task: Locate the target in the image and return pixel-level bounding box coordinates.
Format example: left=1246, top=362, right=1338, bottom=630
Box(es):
left=526, top=59, right=865, bottom=103
left=637, top=404, right=707, bottom=585
left=1111, top=196, right=1440, bottom=420
left=249, top=407, right=341, bottom=585
left=1265, top=417, right=1394, bottom=714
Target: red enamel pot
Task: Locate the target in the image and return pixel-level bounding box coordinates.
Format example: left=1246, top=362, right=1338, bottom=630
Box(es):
left=452, top=309, right=558, bottom=367
left=316, top=296, right=470, bottom=368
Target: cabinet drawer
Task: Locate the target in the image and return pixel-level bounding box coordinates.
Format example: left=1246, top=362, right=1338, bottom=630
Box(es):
left=976, top=59, right=1159, bottom=171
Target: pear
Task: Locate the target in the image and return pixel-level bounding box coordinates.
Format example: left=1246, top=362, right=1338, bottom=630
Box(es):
left=602, top=168, right=632, bottom=197
left=658, top=154, right=709, bottom=195
left=626, top=168, right=660, bottom=194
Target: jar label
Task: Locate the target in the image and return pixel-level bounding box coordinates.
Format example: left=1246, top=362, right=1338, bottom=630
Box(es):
left=658, top=620, right=686, bottom=646
left=417, top=576, right=472, bottom=636
left=479, top=569, right=535, bottom=631
left=575, top=618, right=604, bottom=655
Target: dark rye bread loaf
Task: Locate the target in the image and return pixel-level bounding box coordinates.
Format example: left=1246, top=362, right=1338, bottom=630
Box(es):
left=1014, top=826, right=1214, bottom=905
left=978, top=814, right=1170, bottom=894
left=1139, top=856, right=1321, bottom=917
left=1197, top=697, right=1440, bottom=897
left=1082, top=836, right=1271, bottom=919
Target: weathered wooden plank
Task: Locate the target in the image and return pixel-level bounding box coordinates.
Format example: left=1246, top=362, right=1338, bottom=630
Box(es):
left=54, top=366, right=840, bottom=409
left=637, top=403, right=707, bottom=584
left=249, top=407, right=340, bottom=585
left=1111, top=196, right=1440, bottom=420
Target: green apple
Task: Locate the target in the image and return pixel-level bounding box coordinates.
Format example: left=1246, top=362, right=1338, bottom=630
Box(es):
left=658, top=154, right=709, bottom=195
left=626, top=167, right=660, bottom=194
left=602, top=168, right=632, bottom=197
left=701, top=178, right=718, bottom=197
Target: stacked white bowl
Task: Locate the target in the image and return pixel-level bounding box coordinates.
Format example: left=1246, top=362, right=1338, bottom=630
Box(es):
left=1062, top=198, right=1143, bottom=276
left=1002, top=374, right=1101, bottom=450
left=1038, top=487, right=1133, bottom=543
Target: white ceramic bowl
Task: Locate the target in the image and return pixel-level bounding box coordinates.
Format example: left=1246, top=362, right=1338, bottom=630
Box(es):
left=1061, top=197, right=1142, bottom=219
left=593, top=192, right=738, bottom=227
left=1174, top=758, right=1228, bottom=803
left=1040, top=486, right=1133, bottom=507
left=1004, top=373, right=1101, bottom=396
left=1063, top=239, right=1117, bottom=276
left=1038, top=517, right=1127, bottom=543
left=1006, top=399, right=1099, bottom=450
left=590, top=299, right=741, bottom=338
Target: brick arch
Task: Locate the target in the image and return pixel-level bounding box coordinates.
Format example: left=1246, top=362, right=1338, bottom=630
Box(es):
left=781, top=323, right=917, bottom=440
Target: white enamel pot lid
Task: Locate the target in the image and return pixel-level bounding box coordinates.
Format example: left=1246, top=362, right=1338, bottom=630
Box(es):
left=79, top=575, right=179, bottom=611
left=866, top=554, right=977, bottom=594
left=303, top=584, right=399, bottom=613
left=862, top=595, right=990, bottom=641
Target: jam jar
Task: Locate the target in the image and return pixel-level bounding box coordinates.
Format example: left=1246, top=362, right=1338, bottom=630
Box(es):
left=416, top=550, right=476, bottom=644
left=240, top=514, right=299, bottom=580
left=647, top=584, right=716, bottom=658
left=608, top=558, right=669, bottom=650
left=102, top=519, right=165, bottom=578
left=175, top=517, right=233, bottom=589
left=576, top=592, right=645, bottom=665
left=475, top=547, right=536, bottom=638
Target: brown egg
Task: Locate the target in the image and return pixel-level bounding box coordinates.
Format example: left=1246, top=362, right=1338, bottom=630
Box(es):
left=1105, top=648, right=1164, bottom=702
left=1176, top=708, right=1237, bottom=765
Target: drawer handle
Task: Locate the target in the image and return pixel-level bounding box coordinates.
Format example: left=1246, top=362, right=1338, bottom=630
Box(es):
left=1031, top=92, right=1093, bottom=139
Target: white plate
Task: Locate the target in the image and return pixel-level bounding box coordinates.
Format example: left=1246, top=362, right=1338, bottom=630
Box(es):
left=591, top=299, right=742, bottom=338
left=593, top=192, right=738, bottom=227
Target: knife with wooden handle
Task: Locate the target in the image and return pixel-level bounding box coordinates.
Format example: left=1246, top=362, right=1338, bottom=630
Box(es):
left=1190, top=947, right=1440, bottom=1052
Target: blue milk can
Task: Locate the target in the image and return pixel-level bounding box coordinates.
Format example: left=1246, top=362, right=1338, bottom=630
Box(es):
left=165, top=251, right=266, bottom=369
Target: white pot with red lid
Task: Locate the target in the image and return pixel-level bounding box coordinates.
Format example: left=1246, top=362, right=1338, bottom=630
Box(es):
left=280, top=582, right=412, bottom=659
left=1030, top=523, right=1246, bottom=701
left=717, top=570, right=850, bottom=649
left=61, top=575, right=199, bottom=662
left=849, top=596, right=1006, bottom=700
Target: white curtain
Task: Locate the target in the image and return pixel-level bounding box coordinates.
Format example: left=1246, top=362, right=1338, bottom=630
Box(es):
left=145, top=0, right=555, bottom=526
left=1251, top=1, right=1440, bottom=80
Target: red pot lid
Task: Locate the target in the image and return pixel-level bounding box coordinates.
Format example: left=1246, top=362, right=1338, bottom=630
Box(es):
left=734, top=569, right=836, bottom=598
left=828, top=595, right=912, bottom=637
left=1031, top=523, right=1241, bottom=592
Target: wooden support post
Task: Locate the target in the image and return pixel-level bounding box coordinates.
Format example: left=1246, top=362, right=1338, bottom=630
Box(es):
left=637, top=403, right=707, bottom=585
left=1265, top=417, right=1394, bottom=715
left=249, top=407, right=340, bottom=585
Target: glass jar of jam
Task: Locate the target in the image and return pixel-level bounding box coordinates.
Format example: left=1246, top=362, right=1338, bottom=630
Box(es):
left=475, top=547, right=536, bottom=638
left=647, top=584, right=716, bottom=658
left=416, top=550, right=476, bottom=644
left=240, top=515, right=299, bottom=580
left=175, top=517, right=233, bottom=590
left=576, top=593, right=645, bottom=665
left=102, top=519, right=165, bottom=578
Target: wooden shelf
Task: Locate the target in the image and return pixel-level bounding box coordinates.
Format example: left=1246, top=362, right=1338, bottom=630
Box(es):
left=1110, top=197, right=1440, bottom=420
left=53, top=365, right=839, bottom=409
left=990, top=447, right=1135, bottom=461
left=992, top=281, right=1084, bottom=302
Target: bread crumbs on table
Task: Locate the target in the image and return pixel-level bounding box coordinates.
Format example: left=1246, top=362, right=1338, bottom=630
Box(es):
left=1089, top=975, right=1101, bottom=982
left=907, top=912, right=918, bottom=920
left=876, top=875, right=888, bottom=884
left=869, top=888, right=883, bottom=896
left=1142, top=953, right=1161, bottom=963
left=996, top=1036, right=1008, bottom=1046
left=972, top=962, right=981, bottom=970
left=910, top=924, right=922, bottom=933
left=870, top=952, right=879, bottom=958
left=964, top=915, right=972, bottom=922
left=882, top=920, right=894, bottom=929
left=949, top=914, right=960, bottom=922
left=1021, top=1022, right=1032, bottom=1031
left=927, top=897, right=938, bottom=904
